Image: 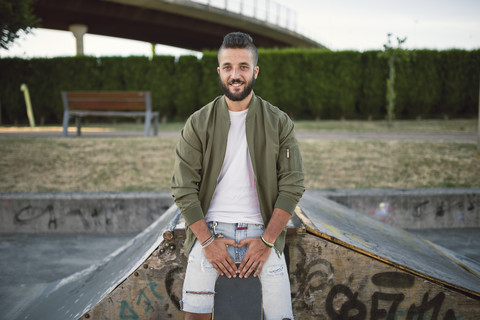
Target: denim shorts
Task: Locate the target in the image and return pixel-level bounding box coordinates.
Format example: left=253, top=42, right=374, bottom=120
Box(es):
left=181, top=221, right=294, bottom=320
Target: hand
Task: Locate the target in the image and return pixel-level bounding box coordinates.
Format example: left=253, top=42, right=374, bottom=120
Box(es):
left=203, top=238, right=238, bottom=278
left=237, top=237, right=272, bottom=278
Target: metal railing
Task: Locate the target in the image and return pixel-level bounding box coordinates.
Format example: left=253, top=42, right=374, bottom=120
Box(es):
left=191, top=0, right=297, bottom=32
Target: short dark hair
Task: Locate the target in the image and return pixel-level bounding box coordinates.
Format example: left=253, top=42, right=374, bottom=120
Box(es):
left=218, top=32, right=258, bottom=65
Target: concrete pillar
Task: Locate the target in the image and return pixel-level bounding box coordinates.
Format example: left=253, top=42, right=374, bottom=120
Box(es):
left=69, top=24, right=88, bottom=56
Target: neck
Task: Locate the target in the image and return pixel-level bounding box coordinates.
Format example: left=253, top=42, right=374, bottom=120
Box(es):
left=225, top=92, right=254, bottom=112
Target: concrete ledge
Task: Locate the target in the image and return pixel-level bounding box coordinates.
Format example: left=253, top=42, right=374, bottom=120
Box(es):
left=0, top=192, right=174, bottom=234
left=2, top=188, right=479, bottom=233
left=311, top=188, right=480, bottom=229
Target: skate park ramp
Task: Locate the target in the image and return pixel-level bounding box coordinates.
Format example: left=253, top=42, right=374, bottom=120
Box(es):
left=299, top=191, right=480, bottom=296
left=5, top=204, right=180, bottom=320
left=4, top=192, right=480, bottom=319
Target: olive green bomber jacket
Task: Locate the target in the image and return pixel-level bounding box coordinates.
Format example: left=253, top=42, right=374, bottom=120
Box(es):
left=171, top=94, right=305, bottom=254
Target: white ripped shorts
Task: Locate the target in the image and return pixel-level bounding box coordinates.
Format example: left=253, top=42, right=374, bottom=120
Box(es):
left=180, top=221, right=294, bottom=320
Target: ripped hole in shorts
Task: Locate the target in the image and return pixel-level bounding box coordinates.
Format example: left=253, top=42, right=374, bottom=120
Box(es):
left=185, top=291, right=215, bottom=295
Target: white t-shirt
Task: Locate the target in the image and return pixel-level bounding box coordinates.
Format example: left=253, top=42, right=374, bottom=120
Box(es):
left=205, top=109, right=263, bottom=225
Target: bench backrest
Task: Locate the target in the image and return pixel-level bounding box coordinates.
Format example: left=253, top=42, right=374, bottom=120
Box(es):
left=62, top=91, right=152, bottom=112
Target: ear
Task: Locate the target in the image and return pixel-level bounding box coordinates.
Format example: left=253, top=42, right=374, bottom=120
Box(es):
left=217, top=66, right=220, bottom=75
left=254, top=66, right=259, bottom=79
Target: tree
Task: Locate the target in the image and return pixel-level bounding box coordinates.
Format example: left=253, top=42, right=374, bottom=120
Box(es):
left=381, top=33, right=407, bottom=128
left=1, top=0, right=40, bottom=50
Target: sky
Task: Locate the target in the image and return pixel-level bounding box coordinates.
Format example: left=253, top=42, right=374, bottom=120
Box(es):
left=0, top=0, right=479, bottom=58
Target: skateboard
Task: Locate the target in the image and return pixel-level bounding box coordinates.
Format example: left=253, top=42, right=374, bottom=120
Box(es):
left=213, top=272, right=263, bottom=320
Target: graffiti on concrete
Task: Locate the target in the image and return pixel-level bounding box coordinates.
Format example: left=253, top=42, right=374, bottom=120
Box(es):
left=165, top=266, right=183, bottom=310
left=326, top=284, right=367, bottom=319
left=14, top=204, right=116, bottom=230
left=289, top=236, right=470, bottom=320
left=10, top=202, right=166, bottom=232
left=101, top=278, right=164, bottom=320
left=327, top=193, right=479, bottom=229
left=374, top=202, right=395, bottom=225
left=83, top=239, right=187, bottom=319
left=15, top=204, right=57, bottom=229
left=324, top=273, right=461, bottom=320
left=292, top=243, right=335, bottom=308
left=413, top=200, right=448, bottom=219
left=413, top=200, right=430, bottom=218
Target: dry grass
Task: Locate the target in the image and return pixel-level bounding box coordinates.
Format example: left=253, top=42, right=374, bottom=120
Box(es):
left=295, top=119, right=477, bottom=133
left=1, top=119, right=476, bottom=134
left=0, top=138, right=178, bottom=192
left=0, top=136, right=479, bottom=192
left=301, top=140, right=480, bottom=189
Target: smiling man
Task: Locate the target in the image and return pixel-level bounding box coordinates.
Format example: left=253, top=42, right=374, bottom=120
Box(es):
left=171, top=32, right=305, bottom=320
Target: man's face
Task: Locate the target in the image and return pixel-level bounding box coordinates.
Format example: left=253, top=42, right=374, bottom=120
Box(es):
left=217, top=48, right=259, bottom=102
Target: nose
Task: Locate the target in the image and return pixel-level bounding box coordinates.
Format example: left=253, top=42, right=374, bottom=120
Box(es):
left=232, top=67, right=241, bottom=78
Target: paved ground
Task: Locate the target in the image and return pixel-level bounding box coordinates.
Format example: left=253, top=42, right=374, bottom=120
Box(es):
left=0, top=129, right=477, bottom=142
left=0, top=233, right=137, bottom=318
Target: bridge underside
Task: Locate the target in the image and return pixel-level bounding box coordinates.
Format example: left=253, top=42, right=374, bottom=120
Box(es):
left=33, top=0, right=324, bottom=51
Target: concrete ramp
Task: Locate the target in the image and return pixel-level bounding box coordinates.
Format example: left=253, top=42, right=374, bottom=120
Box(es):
left=9, top=204, right=181, bottom=320
left=289, top=191, right=480, bottom=319
left=299, top=192, right=480, bottom=296
left=10, top=194, right=480, bottom=319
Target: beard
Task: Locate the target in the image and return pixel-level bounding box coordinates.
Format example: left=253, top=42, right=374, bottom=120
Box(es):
left=219, top=74, right=256, bottom=101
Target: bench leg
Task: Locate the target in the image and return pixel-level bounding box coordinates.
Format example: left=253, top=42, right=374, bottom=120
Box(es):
left=144, top=112, right=152, bottom=136
left=154, top=115, right=159, bottom=136
left=62, top=111, right=70, bottom=137
left=75, top=117, right=82, bottom=136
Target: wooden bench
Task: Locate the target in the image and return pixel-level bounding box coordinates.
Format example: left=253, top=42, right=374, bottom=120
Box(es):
left=61, top=91, right=159, bottom=137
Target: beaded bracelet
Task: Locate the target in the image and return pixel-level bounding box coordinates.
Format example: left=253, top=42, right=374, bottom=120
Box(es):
left=201, top=235, right=215, bottom=248
left=260, top=235, right=274, bottom=248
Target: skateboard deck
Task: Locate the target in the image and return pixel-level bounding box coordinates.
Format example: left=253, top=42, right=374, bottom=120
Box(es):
left=213, top=274, right=263, bottom=320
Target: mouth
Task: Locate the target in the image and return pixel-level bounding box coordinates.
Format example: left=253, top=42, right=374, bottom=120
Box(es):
left=228, top=79, right=245, bottom=88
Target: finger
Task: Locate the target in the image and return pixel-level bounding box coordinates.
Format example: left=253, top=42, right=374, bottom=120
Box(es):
left=237, top=258, right=247, bottom=275
left=253, top=262, right=264, bottom=277
left=222, top=238, right=238, bottom=247
left=244, top=260, right=258, bottom=278
left=217, top=261, right=234, bottom=278
left=237, top=239, right=247, bottom=248
left=212, top=263, right=224, bottom=276
left=215, top=249, right=237, bottom=278
left=237, top=237, right=253, bottom=248
left=239, top=257, right=255, bottom=278
left=225, top=255, right=239, bottom=277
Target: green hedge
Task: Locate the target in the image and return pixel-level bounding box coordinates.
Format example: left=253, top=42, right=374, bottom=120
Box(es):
left=0, top=49, right=479, bottom=124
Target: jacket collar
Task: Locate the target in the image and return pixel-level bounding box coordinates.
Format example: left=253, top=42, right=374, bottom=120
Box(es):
left=218, top=93, right=260, bottom=121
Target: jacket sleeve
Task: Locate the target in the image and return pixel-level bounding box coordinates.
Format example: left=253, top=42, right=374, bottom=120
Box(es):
left=171, top=116, right=205, bottom=227
left=275, top=115, right=305, bottom=215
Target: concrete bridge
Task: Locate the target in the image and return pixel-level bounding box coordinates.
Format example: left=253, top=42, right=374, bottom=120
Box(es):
left=32, top=0, right=325, bottom=54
